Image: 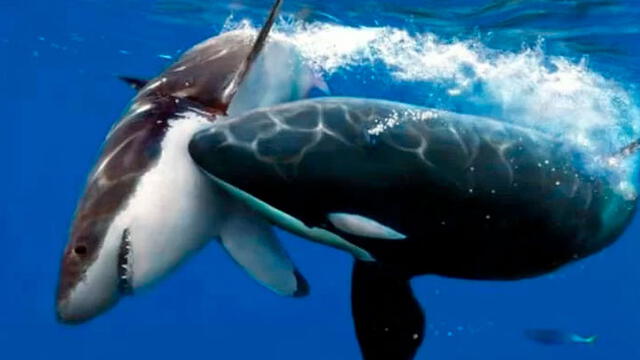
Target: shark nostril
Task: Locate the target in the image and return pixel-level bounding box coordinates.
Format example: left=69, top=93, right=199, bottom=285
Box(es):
left=74, top=245, right=88, bottom=256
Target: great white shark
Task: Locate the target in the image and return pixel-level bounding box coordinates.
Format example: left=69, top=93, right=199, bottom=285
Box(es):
left=188, top=97, right=640, bottom=359
left=56, top=0, right=368, bottom=323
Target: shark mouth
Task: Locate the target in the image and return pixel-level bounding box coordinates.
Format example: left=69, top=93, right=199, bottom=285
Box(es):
left=117, top=228, right=134, bottom=295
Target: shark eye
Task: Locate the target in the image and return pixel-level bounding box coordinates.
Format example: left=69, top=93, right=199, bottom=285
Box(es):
left=74, top=245, right=88, bottom=256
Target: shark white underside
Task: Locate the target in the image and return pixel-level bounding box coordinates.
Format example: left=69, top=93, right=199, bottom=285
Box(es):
left=66, top=111, right=303, bottom=315
left=113, top=112, right=224, bottom=289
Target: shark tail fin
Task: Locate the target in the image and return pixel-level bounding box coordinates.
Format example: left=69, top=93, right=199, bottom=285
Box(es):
left=219, top=0, right=283, bottom=112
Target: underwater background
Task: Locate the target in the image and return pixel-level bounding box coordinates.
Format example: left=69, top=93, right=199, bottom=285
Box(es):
left=1, top=0, right=639, bottom=359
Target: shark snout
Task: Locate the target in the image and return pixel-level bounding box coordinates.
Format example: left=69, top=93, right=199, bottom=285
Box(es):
left=56, top=297, right=95, bottom=324
left=56, top=234, right=122, bottom=324
left=56, top=272, right=121, bottom=324
left=56, top=264, right=121, bottom=324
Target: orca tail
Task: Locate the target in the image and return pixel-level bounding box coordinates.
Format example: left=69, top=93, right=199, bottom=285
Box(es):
left=351, top=260, right=424, bottom=360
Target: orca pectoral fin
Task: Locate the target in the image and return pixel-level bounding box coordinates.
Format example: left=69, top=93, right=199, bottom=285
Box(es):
left=328, top=213, right=406, bottom=240
left=118, top=76, right=148, bottom=91
left=352, top=261, right=424, bottom=360
left=220, top=206, right=308, bottom=297
left=193, top=169, right=375, bottom=262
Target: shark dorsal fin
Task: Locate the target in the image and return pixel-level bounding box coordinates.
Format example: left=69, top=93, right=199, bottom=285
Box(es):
left=219, top=0, right=283, bottom=113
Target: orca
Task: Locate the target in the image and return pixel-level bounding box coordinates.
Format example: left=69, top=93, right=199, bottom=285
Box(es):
left=189, top=97, right=639, bottom=359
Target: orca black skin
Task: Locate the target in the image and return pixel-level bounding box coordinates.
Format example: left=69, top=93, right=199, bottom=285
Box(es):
left=189, top=97, right=639, bottom=359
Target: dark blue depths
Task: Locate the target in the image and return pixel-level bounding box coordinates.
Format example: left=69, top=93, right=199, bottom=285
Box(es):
left=1, top=0, right=639, bottom=359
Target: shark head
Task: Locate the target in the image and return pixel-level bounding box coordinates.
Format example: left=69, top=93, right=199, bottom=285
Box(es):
left=56, top=212, right=126, bottom=323
left=55, top=100, right=212, bottom=324
left=56, top=93, right=178, bottom=323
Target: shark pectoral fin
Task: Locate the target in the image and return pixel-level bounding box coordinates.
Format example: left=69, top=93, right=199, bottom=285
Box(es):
left=328, top=213, right=406, bottom=240
left=220, top=208, right=308, bottom=297
left=118, top=76, right=148, bottom=91
left=352, top=261, right=424, bottom=360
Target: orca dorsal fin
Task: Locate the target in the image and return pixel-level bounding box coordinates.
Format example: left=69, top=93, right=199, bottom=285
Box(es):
left=219, top=0, right=283, bottom=113
left=118, top=76, right=148, bottom=91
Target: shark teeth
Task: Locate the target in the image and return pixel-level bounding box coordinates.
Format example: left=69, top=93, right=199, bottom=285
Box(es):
left=117, top=228, right=134, bottom=295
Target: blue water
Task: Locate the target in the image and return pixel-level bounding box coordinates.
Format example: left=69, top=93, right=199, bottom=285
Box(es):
left=2, top=0, right=640, bottom=359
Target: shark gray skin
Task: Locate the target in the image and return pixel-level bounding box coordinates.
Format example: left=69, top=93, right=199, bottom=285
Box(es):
left=189, top=97, right=639, bottom=359
left=55, top=0, right=356, bottom=324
